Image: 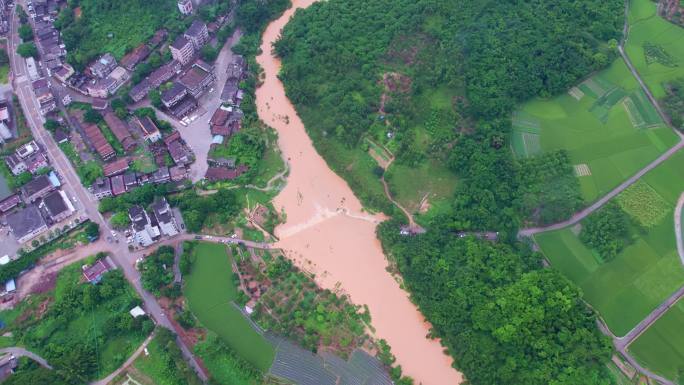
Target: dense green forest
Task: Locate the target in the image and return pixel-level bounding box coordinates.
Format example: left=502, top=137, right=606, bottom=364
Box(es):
left=663, top=78, right=684, bottom=130
left=275, top=0, right=623, bottom=383
left=379, top=221, right=613, bottom=385
left=56, top=0, right=186, bottom=68
left=579, top=202, right=632, bottom=262
left=276, top=0, right=622, bottom=232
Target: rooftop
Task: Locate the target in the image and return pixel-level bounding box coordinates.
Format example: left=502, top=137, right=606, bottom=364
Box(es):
left=103, top=111, right=133, bottom=145
left=161, top=82, right=187, bottom=104
left=21, top=174, right=53, bottom=197
left=135, top=116, right=159, bottom=137
left=185, top=20, right=207, bottom=38
left=6, top=205, right=47, bottom=241
left=171, top=35, right=191, bottom=51
left=178, top=65, right=211, bottom=90
left=42, top=190, right=71, bottom=219
left=83, top=259, right=113, bottom=283
left=103, top=158, right=129, bottom=176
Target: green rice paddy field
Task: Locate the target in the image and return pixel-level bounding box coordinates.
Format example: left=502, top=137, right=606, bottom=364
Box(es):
left=535, top=150, right=684, bottom=336
left=629, top=300, right=684, bottom=381
left=512, top=58, right=677, bottom=203
left=184, top=242, right=275, bottom=371
left=625, top=0, right=684, bottom=99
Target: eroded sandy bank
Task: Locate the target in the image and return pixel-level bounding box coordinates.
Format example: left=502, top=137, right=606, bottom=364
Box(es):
left=254, top=1, right=464, bottom=383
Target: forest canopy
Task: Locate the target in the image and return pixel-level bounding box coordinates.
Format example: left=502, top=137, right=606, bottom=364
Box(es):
left=275, top=0, right=624, bottom=383
left=275, top=0, right=622, bottom=232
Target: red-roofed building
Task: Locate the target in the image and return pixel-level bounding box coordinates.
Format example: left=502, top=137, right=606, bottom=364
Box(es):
left=110, top=174, right=126, bottom=196
left=83, top=123, right=115, bottom=160
left=103, top=111, right=137, bottom=152
left=204, top=165, right=248, bottom=181
left=163, top=131, right=181, bottom=145
left=82, top=258, right=113, bottom=284
left=103, top=158, right=129, bottom=177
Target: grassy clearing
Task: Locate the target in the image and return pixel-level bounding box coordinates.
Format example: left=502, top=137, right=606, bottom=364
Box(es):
left=133, top=329, right=202, bottom=385
left=385, top=158, right=458, bottom=214
left=625, top=0, right=684, bottom=99
left=251, top=129, right=285, bottom=189
left=0, top=65, right=8, bottom=84
left=535, top=150, right=684, bottom=336
left=513, top=58, right=677, bottom=202
left=131, top=147, right=158, bottom=174
left=184, top=242, right=274, bottom=371
left=629, top=300, right=684, bottom=381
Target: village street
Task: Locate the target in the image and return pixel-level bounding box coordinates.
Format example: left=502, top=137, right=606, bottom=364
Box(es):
left=6, top=5, right=211, bottom=380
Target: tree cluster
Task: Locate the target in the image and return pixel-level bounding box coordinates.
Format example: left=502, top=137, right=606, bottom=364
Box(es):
left=15, top=269, right=152, bottom=384
left=378, top=221, right=613, bottom=384
left=663, top=78, right=684, bottom=130
left=98, top=183, right=171, bottom=213
left=149, top=328, right=204, bottom=385
left=168, top=189, right=240, bottom=233
left=57, top=0, right=186, bottom=69
left=140, top=245, right=175, bottom=296
left=579, top=202, right=632, bottom=262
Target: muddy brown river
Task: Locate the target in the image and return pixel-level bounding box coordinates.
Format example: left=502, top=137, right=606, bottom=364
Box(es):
left=254, top=1, right=464, bottom=383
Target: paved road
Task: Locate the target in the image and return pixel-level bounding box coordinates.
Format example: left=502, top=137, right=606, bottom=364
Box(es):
left=519, top=140, right=684, bottom=237
left=153, top=26, right=243, bottom=183
left=0, top=347, right=52, bottom=369
left=615, top=284, right=684, bottom=350
left=90, top=334, right=154, bottom=385
left=7, top=6, right=209, bottom=383
left=676, top=193, right=684, bottom=264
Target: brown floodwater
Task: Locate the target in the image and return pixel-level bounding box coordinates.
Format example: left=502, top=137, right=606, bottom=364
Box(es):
left=254, top=1, right=464, bottom=383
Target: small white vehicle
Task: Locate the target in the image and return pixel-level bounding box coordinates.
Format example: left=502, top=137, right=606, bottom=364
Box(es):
left=110, top=230, right=117, bottom=238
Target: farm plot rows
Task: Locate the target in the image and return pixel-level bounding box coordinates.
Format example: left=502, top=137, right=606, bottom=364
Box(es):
left=512, top=58, right=677, bottom=202
left=535, top=150, right=684, bottom=337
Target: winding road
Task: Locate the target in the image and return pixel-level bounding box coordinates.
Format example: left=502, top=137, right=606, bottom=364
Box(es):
left=0, top=347, right=52, bottom=369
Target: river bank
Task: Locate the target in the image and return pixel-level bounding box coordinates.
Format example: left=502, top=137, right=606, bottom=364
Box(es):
left=253, top=1, right=463, bottom=383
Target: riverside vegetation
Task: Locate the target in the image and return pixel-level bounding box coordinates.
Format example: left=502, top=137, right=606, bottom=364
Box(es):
left=274, top=0, right=625, bottom=383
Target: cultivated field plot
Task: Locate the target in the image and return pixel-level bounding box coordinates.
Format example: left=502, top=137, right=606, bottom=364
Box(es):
left=512, top=58, right=677, bottom=202
left=184, top=242, right=275, bottom=370
left=629, top=300, right=684, bottom=381
left=625, top=0, right=684, bottom=99
left=535, top=151, right=684, bottom=336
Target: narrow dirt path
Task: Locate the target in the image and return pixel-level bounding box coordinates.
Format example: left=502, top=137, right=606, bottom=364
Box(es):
left=90, top=334, right=154, bottom=385
left=366, top=138, right=420, bottom=229
left=380, top=156, right=417, bottom=228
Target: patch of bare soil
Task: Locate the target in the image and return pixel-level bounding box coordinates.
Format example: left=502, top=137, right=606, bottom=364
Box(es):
left=418, top=194, right=431, bottom=214
left=378, top=72, right=412, bottom=115
left=29, top=272, right=57, bottom=294
left=159, top=296, right=205, bottom=348
left=16, top=298, right=52, bottom=324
